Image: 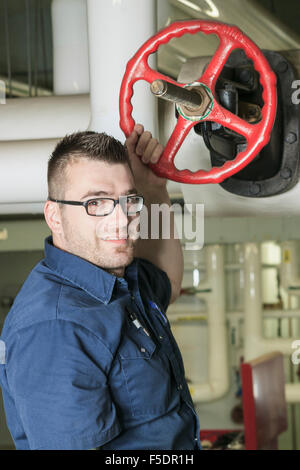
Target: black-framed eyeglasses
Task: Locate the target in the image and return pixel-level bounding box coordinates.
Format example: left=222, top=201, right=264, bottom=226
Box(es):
left=48, top=195, right=144, bottom=217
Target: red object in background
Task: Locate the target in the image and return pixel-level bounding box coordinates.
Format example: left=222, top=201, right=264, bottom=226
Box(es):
left=120, top=20, right=277, bottom=184
left=241, top=352, right=288, bottom=450
left=200, top=352, right=288, bottom=450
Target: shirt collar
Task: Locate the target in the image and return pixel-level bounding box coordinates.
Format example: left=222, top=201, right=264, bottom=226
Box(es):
left=44, top=235, right=118, bottom=304
left=124, top=257, right=140, bottom=292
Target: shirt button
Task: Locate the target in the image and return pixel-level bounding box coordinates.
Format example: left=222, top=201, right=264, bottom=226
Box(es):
left=178, top=384, right=183, bottom=390
left=140, top=347, right=146, bottom=353
left=159, top=335, right=163, bottom=340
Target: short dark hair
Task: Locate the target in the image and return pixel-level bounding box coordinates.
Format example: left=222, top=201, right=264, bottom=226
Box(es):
left=47, top=131, right=130, bottom=199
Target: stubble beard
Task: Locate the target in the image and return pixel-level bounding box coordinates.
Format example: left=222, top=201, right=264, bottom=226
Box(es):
left=61, top=218, right=136, bottom=272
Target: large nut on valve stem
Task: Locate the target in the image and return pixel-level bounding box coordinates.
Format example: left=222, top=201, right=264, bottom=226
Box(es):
left=178, top=83, right=213, bottom=121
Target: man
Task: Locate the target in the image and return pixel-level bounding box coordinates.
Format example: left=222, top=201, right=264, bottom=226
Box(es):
left=0, top=124, right=201, bottom=450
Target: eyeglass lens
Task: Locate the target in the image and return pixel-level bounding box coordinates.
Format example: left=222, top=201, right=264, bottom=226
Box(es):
left=87, top=196, right=143, bottom=216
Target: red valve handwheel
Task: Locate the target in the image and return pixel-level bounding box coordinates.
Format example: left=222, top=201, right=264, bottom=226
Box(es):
left=119, top=20, right=277, bottom=184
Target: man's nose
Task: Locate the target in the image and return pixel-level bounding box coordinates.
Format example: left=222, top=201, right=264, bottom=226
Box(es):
left=112, top=200, right=129, bottom=226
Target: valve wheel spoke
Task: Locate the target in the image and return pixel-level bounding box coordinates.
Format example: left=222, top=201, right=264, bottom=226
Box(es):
left=208, top=102, right=256, bottom=140
left=199, top=39, right=234, bottom=92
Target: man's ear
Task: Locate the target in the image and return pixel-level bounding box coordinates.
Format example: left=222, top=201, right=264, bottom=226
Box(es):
left=44, top=200, right=64, bottom=235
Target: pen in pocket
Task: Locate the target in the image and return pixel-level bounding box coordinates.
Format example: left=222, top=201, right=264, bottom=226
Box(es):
left=149, top=301, right=168, bottom=325
left=126, top=308, right=150, bottom=337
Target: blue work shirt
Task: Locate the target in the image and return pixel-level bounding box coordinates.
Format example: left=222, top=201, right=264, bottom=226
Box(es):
left=0, top=236, right=201, bottom=450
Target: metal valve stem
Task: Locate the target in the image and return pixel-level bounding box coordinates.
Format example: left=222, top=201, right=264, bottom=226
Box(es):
left=150, top=79, right=202, bottom=110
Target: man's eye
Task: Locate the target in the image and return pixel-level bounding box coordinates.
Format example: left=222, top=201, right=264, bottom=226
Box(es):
left=127, top=196, right=139, bottom=203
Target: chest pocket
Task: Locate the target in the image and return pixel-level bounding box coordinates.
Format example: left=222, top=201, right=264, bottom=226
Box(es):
left=117, top=319, right=173, bottom=417
left=148, top=301, right=186, bottom=379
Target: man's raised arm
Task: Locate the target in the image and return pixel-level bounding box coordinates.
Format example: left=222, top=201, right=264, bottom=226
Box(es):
left=125, top=124, right=184, bottom=304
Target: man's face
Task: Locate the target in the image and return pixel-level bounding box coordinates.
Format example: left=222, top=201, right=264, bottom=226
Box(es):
left=57, top=158, right=140, bottom=276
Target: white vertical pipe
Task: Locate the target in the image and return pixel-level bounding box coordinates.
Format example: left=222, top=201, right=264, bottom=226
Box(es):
left=243, top=242, right=298, bottom=357
left=86, top=0, right=157, bottom=139
left=244, top=243, right=264, bottom=361
left=235, top=244, right=245, bottom=312
left=206, top=245, right=229, bottom=394
left=190, top=245, right=229, bottom=402
left=52, top=0, right=90, bottom=94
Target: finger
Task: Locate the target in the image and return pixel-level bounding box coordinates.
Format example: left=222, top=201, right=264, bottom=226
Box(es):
left=150, top=143, right=164, bottom=164
left=135, top=131, right=152, bottom=156
left=141, top=138, right=159, bottom=164
left=134, top=123, right=144, bottom=136
left=125, top=130, right=139, bottom=155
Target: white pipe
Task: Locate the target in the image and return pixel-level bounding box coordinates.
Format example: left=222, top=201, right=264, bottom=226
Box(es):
left=280, top=241, right=300, bottom=293
left=0, top=203, right=45, bottom=215
left=0, top=0, right=158, bottom=214
left=0, top=95, right=89, bottom=141
left=51, top=0, right=90, bottom=94
left=86, top=0, right=157, bottom=139
left=0, top=1, right=91, bottom=210
left=0, top=139, right=57, bottom=203
left=0, top=0, right=158, bottom=210
left=244, top=243, right=300, bottom=403
left=189, top=245, right=229, bottom=402
left=0, top=0, right=91, bottom=142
